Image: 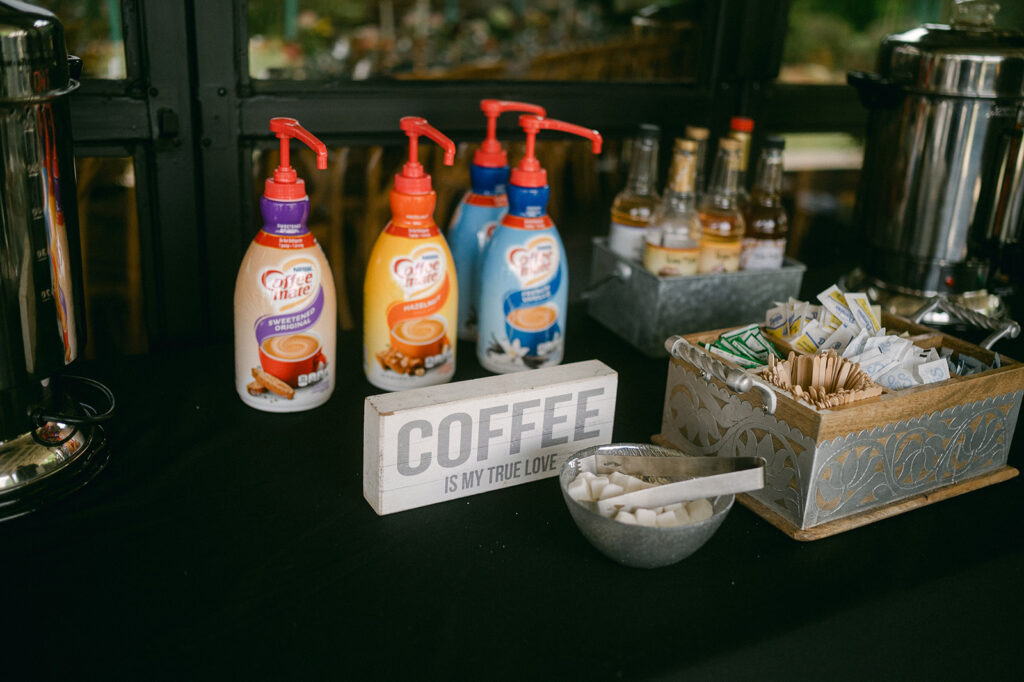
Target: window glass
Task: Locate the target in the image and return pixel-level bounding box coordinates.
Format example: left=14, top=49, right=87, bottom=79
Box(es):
left=782, top=1, right=1024, bottom=85
left=76, top=157, right=146, bottom=357
left=781, top=0, right=944, bottom=84
left=775, top=134, right=864, bottom=267
left=247, top=1, right=699, bottom=82
left=36, top=1, right=126, bottom=79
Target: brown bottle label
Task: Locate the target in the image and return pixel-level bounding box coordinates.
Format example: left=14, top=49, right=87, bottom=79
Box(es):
left=643, top=243, right=699, bottom=277
left=739, top=238, right=786, bottom=270
left=697, top=241, right=742, bottom=273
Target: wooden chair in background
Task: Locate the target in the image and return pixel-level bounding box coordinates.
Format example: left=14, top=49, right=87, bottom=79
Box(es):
left=75, top=156, right=145, bottom=357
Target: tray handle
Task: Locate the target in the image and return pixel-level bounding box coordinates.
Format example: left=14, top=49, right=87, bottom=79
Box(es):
left=578, top=260, right=631, bottom=301
left=665, top=335, right=778, bottom=415
left=910, top=296, right=1021, bottom=350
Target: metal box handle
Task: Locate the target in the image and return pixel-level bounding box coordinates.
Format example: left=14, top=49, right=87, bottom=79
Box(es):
left=910, top=296, right=1021, bottom=349
left=665, top=335, right=778, bottom=415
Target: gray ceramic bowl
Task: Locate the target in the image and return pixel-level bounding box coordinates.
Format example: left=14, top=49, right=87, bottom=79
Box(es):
left=559, top=443, right=734, bottom=569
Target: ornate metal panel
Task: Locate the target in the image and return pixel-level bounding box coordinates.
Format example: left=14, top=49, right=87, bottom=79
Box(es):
left=661, top=358, right=1022, bottom=529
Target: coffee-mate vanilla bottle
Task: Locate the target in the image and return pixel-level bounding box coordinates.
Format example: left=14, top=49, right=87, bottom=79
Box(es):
left=448, top=99, right=545, bottom=341
left=234, top=117, right=336, bottom=412
left=476, top=115, right=601, bottom=373
left=364, top=117, right=458, bottom=391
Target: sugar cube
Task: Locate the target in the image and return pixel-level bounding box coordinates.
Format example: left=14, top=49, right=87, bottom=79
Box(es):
left=598, top=483, right=624, bottom=500
left=656, top=511, right=681, bottom=527
left=608, top=471, right=632, bottom=487
left=567, top=476, right=590, bottom=501
left=609, top=471, right=651, bottom=492
left=615, top=511, right=637, bottom=525
left=635, top=508, right=657, bottom=527
left=686, top=498, right=713, bottom=523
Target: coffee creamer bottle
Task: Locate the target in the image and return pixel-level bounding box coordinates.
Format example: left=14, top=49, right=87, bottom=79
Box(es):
left=235, top=117, right=336, bottom=412
left=476, top=114, right=602, bottom=374
left=448, top=99, right=545, bottom=342
left=364, top=117, right=458, bottom=391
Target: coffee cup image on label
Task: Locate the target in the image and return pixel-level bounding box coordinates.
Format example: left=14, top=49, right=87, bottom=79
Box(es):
left=257, top=332, right=328, bottom=390
left=390, top=315, right=448, bottom=358
left=505, top=305, right=559, bottom=355
left=375, top=312, right=454, bottom=378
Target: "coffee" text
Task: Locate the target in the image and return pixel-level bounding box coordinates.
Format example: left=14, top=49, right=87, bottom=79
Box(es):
left=395, top=388, right=605, bottom=476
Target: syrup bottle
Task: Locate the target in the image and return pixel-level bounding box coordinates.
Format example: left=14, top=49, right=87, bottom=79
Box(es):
left=740, top=135, right=789, bottom=270
left=234, top=118, right=336, bottom=412
left=608, top=124, right=660, bottom=262
left=684, top=125, right=710, bottom=200
left=644, top=139, right=702, bottom=277
left=364, top=117, right=458, bottom=391
left=477, top=115, right=602, bottom=373
left=448, top=99, right=546, bottom=342
left=697, top=137, right=746, bottom=273
left=728, top=116, right=755, bottom=208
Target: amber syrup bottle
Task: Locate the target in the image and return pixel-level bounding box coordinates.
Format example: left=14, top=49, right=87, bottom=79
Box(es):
left=740, top=135, right=789, bottom=270
left=608, top=124, right=660, bottom=262
left=697, top=137, right=745, bottom=274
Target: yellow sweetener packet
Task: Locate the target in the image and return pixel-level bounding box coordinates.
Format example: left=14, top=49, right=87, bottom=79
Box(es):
left=843, top=292, right=881, bottom=332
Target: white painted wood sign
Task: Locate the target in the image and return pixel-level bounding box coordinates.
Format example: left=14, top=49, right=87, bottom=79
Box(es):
left=364, top=360, right=618, bottom=515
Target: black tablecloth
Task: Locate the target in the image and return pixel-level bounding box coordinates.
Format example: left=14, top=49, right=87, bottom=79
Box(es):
left=4, top=302, right=1023, bottom=680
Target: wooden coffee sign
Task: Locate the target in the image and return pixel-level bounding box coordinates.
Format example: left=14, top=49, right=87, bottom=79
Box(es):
left=364, top=360, right=617, bottom=515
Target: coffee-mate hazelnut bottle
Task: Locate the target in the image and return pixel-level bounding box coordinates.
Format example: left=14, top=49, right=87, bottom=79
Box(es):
left=364, top=117, right=458, bottom=391
left=235, top=117, right=336, bottom=412
left=448, top=99, right=545, bottom=342
left=476, top=115, right=601, bottom=373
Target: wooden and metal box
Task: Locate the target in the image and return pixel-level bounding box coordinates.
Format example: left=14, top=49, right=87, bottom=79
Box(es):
left=655, top=306, right=1023, bottom=539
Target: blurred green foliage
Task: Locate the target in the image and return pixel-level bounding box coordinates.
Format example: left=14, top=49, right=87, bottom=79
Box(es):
left=783, top=0, right=1024, bottom=81
left=783, top=0, right=943, bottom=80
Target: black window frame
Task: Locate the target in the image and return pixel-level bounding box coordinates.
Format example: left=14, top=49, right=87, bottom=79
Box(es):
left=69, top=0, right=851, bottom=346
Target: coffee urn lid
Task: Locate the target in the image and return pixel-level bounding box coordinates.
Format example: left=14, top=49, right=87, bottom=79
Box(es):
left=878, top=1, right=1024, bottom=98
left=0, top=0, right=76, bottom=102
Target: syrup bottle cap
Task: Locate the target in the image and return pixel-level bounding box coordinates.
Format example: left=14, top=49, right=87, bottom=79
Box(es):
left=511, top=115, right=602, bottom=188
left=474, top=100, right=547, bottom=168
left=265, top=117, right=328, bottom=201
left=395, top=116, right=456, bottom=195
left=730, top=116, right=755, bottom=133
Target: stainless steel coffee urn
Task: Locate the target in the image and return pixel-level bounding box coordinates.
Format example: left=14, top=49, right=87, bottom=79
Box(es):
left=849, top=0, right=1024, bottom=316
left=0, top=1, right=112, bottom=520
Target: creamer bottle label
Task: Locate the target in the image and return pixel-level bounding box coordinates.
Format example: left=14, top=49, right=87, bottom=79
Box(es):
left=235, top=195, right=336, bottom=412
left=479, top=232, right=565, bottom=372
left=236, top=252, right=334, bottom=411
left=365, top=236, right=457, bottom=390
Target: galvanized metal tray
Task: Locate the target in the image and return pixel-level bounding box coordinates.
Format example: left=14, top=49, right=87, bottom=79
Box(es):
left=585, top=238, right=805, bottom=357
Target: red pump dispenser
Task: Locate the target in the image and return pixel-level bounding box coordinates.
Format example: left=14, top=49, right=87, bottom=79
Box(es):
left=511, top=115, right=603, bottom=188
left=474, top=100, right=547, bottom=168
left=730, top=116, right=755, bottom=133
left=265, top=117, right=328, bottom=201
left=395, top=116, right=456, bottom=195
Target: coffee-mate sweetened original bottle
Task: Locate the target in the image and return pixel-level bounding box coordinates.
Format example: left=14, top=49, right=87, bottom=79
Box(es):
left=448, top=99, right=546, bottom=342
left=235, top=117, right=336, bottom=412
left=477, top=115, right=602, bottom=373
left=365, top=117, right=458, bottom=391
